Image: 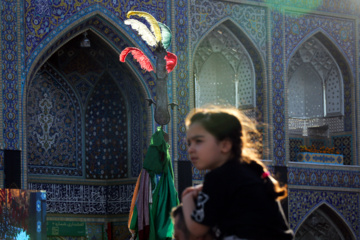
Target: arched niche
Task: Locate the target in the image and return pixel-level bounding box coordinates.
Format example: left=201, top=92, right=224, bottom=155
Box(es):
left=191, top=19, right=267, bottom=180
left=26, top=28, right=149, bottom=178
left=287, top=32, right=354, bottom=165
left=295, top=203, right=356, bottom=240
left=192, top=19, right=267, bottom=122
left=194, top=23, right=256, bottom=112
left=191, top=19, right=267, bottom=165
left=288, top=37, right=343, bottom=120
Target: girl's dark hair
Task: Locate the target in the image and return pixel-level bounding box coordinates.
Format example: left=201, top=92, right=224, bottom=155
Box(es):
left=185, top=106, right=287, bottom=200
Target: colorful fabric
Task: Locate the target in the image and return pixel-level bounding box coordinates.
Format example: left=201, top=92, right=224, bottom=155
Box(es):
left=128, top=171, right=142, bottom=230
left=137, top=170, right=150, bottom=240
left=129, top=127, right=179, bottom=240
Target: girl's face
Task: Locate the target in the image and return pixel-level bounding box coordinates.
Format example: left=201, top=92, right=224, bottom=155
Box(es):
left=186, top=122, right=231, bottom=170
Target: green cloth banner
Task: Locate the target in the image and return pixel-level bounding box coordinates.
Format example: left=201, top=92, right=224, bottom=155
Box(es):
left=47, top=221, right=87, bottom=237
left=130, top=126, right=179, bottom=239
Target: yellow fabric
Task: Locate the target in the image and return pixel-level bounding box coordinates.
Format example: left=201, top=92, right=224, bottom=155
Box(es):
left=128, top=170, right=142, bottom=229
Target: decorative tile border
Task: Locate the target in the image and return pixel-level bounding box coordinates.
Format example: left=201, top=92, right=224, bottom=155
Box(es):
left=271, top=7, right=285, bottom=165
left=175, top=0, right=190, bottom=161
left=2, top=0, right=19, bottom=149
left=288, top=165, right=360, bottom=188
left=28, top=182, right=135, bottom=215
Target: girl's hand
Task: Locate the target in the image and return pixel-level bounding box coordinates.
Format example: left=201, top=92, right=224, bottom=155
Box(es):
left=181, top=183, right=210, bottom=237
left=181, top=184, right=203, bottom=200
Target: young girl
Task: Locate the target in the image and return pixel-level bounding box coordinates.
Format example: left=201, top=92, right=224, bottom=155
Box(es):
left=182, top=107, right=294, bottom=240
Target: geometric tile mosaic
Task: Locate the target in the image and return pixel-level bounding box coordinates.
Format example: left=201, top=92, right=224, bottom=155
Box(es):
left=288, top=167, right=360, bottom=188
left=289, top=138, right=304, bottom=162
left=25, top=1, right=167, bottom=60
left=288, top=189, right=359, bottom=237
left=271, top=9, right=286, bottom=165
left=285, top=12, right=355, bottom=65
left=2, top=0, right=19, bottom=149
left=332, top=135, right=352, bottom=165
left=26, top=69, right=83, bottom=176
left=190, top=0, right=267, bottom=57
left=85, top=75, right=128, bottom=179
left=175, top=0, right=190, bottom=162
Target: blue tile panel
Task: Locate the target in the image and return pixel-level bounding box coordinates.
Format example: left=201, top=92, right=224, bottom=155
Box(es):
left=286, top=15, right=354, bottom=132
left=285, top=13, right=355, bottom=66
left=289, top=189, right=359, bottom=238
left=27, top=67, right=83, bottom=176
left=288, top=167, right=360, bottom=188
left=174, top=0, right=190, bottom=161
left=85, top=76, right=128, bottom=179
left=289, top=138, right=304, bottom=162
left=332, top=135, right=352, bottom=165
left=28, top=182, right=135, bottom=215
left=190, top=0, right=267, bottom=59
left=26, top=18, right=151, bottom=177
left=25, top=1, right=167, bottom=60
left=271, top=8, right=285, bottom=165
left=2, top=0, right=19, bottom=149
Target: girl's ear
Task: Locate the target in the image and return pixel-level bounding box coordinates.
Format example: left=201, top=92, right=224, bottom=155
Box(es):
left=220, top=138, right=232, bottom=154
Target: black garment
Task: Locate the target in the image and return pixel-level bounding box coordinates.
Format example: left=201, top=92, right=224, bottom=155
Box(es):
left=191, top=158, right=294, bottom=240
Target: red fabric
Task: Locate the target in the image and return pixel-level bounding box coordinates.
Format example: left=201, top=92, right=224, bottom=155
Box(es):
left=120, top=47, right=154, bottom=72
left=107, top=222, right=112, bottom=240
left=138, top=225, right=150, bottom=240
left=165, top=51, right=177, bottom=73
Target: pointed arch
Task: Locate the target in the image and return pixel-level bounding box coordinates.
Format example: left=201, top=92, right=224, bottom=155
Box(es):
left=23, top=7, right=155, bottom=137
left=25, top=9, right=154, bottom=102
left=287, top=30, right=355, bottom=164
left=287, top=29, right=354, bottom=74
left=192, top=18, right=266, bottom=121
left=294, top=202, right=356, bottom=240
left=191, top=18, right=268, bottom=160
left=24, top=9, right=156, bottom=178
left=192, top=17, right=265, bottom=63
left=286, top=30, right=352, bottom=120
